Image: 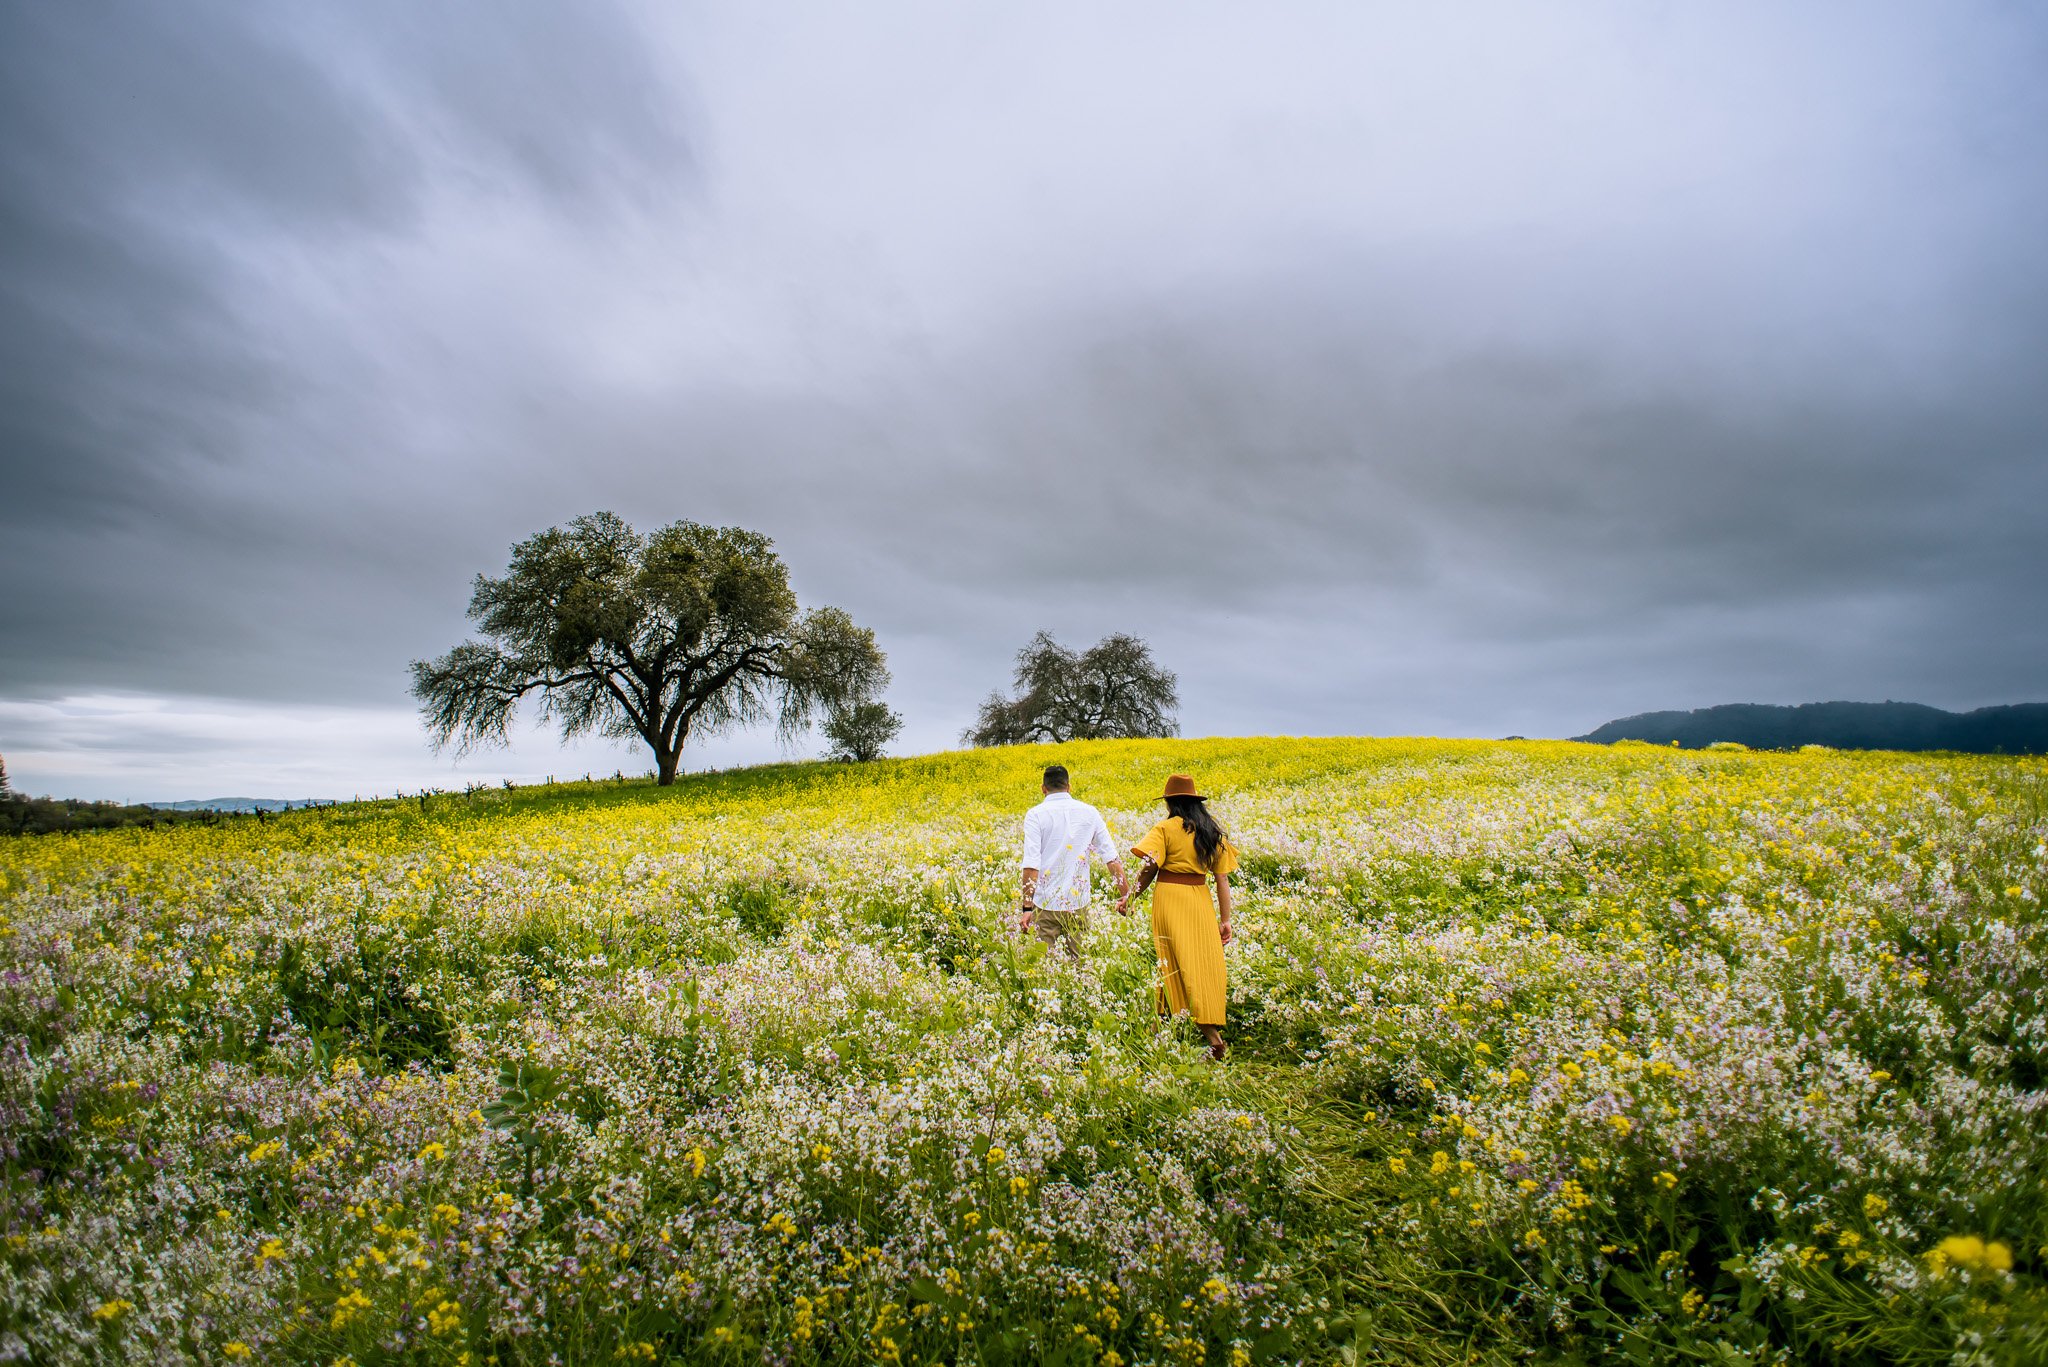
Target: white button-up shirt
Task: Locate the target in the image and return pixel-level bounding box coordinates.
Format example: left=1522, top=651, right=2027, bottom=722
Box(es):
left=1020, top=792, right=1118, bottom=912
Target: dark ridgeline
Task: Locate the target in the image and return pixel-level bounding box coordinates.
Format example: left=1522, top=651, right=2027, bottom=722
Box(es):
left=1575, top=701, right=2048, bottom=755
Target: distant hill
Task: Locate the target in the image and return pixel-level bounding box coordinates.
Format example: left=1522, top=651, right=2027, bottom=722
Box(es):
left=1575, top=701, right=2048, bottom=754
left=143, top=797, right=331, bottom=813
left=5, top=795, right=234, bottom=836
left=4, top=794, right=338, bottom=837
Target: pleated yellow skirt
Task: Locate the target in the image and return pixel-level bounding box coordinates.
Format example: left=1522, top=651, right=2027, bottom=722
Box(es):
left=1152, top=882, right=1227, bottom=1026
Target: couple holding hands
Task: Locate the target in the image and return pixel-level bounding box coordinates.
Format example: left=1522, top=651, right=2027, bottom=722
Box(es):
left=1016, top=764, right=1238, bottom=1061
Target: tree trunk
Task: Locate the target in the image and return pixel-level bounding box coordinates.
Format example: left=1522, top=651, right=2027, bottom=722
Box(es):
left=655, top=745, right=681, bottom=786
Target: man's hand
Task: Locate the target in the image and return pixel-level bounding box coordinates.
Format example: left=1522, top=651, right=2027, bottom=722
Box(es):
left=1018, top=862, right=1040, bottom=936
left=1114, top=895, right=1131, bottom=917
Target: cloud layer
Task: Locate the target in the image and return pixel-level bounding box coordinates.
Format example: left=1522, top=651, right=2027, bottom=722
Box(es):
left=4, top=3, right=2045, bottom=799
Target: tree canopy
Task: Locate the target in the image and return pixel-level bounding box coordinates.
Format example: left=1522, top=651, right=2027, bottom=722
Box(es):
left=821, top=700, right=904, bottom=763
left=411, top=512, right=888, bottom=784
left=965, top=631, right=1178, bottom=746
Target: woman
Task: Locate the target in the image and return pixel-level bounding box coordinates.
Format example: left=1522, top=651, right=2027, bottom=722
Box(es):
left=1115, top=774, right=1237, bottom=1061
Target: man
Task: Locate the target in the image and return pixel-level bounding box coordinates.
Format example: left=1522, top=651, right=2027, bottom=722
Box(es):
left=1019, top=764, right=1127, bottom=958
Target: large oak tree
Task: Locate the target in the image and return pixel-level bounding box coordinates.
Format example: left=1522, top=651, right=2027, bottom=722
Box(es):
left=964, top=631, right=1178, bottom=746
left=412, top=512, right=887, bottom=784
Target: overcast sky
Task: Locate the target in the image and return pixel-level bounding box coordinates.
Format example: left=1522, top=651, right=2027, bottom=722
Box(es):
left=3, top=2, right=2045, bottom=801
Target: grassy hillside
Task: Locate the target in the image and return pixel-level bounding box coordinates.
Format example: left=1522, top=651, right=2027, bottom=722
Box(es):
left=2, top=738, right=2044, bottom=1364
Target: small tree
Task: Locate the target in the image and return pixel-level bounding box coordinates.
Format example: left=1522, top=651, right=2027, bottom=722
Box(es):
left=964, top=631, right=1178, bottom=746
left=821, top=700, right=904, bottom=762
left=412, top=512, right=887, bottom=784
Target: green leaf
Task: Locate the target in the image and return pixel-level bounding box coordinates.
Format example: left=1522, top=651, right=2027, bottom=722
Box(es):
left=907, top=1278, right=967, bottom=1313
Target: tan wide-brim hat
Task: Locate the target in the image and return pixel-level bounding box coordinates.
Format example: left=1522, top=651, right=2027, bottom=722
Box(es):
left=1161, top=773, right=1204, bottom=801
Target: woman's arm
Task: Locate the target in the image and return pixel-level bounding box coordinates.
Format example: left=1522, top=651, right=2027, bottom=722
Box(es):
left=1115, top=855, right=1157, bottom=916
left=1215, top=871, right=1234, bottom=945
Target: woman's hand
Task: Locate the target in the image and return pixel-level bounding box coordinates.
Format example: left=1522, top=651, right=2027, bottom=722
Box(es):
left=1114, top=895, right=1131, bottom=917
left=1218, top=916, right=1234, bottom=946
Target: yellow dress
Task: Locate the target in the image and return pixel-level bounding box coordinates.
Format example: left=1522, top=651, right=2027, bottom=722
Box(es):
left=1131, top=819, right=1237, bottom=1026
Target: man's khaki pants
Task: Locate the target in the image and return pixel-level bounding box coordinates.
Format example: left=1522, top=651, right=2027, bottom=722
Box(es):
left=1030, top=904, right=1089, bottom=959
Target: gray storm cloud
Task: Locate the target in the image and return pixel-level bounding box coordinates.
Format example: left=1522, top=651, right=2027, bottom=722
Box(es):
left=2, top=1, right=2045, bottom=797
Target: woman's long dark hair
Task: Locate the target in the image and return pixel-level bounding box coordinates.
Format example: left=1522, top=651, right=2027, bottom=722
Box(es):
left=1165, top=794, right=1227, bottom=870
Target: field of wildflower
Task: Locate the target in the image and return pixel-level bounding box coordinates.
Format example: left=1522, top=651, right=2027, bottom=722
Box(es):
left=2, top=737, right=2044, bottom=1365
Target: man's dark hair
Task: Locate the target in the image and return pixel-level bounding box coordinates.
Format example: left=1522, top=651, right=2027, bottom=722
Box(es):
left=1042, top=765, right=1070, bottom=791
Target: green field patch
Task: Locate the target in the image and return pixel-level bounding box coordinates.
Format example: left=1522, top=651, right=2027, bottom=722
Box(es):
left=2, top=739, right=2043, bottom=1363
